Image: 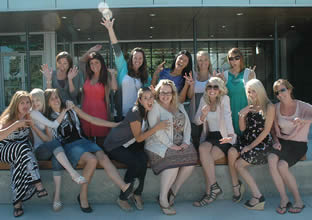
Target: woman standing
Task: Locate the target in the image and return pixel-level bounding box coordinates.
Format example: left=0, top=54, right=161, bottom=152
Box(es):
left=41, top=51, right=82, bottom=104
left=269, top=79, right=312, bottom=214
left=223, top=48, right=256, bottom=134
left=228, top=79, right=274, bottom=210
left=151, top=50, right=194, bottom=103
left=0, top=91, right=48, bottom=217
left=45, top=89, right=135, bottom=213
left=189, top=51, right=212, bottom=148
left=103, top=87, right=169, bottom=211
left=80, top=51, right=117, bottom=148
left=101, top=17, right=150, bottom=118
left=30, top=88, right=87, bottom=211
left=145, top=80, right=198, bottom=215
left=193, top=77, right=236, bottom=207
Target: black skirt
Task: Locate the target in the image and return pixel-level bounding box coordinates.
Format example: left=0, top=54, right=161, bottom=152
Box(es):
left=271, top=138, right=307, bottom=167
left=205, top=131, right=232, bottom=155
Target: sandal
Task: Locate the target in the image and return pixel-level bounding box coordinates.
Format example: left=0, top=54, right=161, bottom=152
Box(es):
left=13, top=204, right=24, bottom=217
left=158, top=200, right=176, bottom=215
left=53, top=200, right=63, bottom=212
left=288, top=204, right=305, bottom=214
left=36, top=188, right=48, bottom=198
left=117, top=198, right=133, bottom=212
left=132, top=194, right=144, bottom=210
left=276, top=201, right=291, bottom=214
left=193, top=182, right=222, bottom=207
left=244, top=195, right=265, bottom=210
left=193, top=193, right=210, bottom=207
left=167, top=188, right=176, bottom=206
left=232, top=180, right=245, bottom=203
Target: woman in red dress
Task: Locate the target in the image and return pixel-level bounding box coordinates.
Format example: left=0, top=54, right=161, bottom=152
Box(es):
left=81, top=52, right=117, bottom=148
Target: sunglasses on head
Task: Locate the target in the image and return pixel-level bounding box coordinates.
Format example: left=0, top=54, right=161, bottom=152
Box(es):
left=229, top=55, right=241, bottom=61
left=275, top=87, right=287, bottom=96
left=207, top=85, right=219, bottom=90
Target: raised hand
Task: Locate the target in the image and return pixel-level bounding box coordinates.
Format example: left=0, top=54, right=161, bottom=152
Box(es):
left=67, top=66, right=78, bottom=80
left=201, top=104, right=210, bottom=116
left=101, top=17, right=115, bottom=30
left=155, top=61, right=166, bottom=74
left=14, top=120, right=32, bottom=130
left=149, top=85, right=156, bottom=96
left=66, top=100, right=75, bottom=110
left=89, top=44, right=102, bottom=53
left=184, top=71, right=194, bottom=87
left=214, top=69, right=225, bottom=81
left=40, top=64, right=52, bottom=81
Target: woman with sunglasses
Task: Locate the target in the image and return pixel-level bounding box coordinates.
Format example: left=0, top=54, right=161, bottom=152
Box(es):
left=223, top=48, right=256, bottom=135
left=228, top=79, right=274, bottom=210
left=193, top=77, right=236, bottom=207
left=268, top=79, right=312, bottom=214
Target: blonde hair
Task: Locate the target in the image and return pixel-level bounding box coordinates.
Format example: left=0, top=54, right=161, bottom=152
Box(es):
left=196, top=51, right=212, bottom=73
left=245, top=79, right=271, bottom=117
left=273, top=79, right=294, bottom=99
left=155, top=79, right=179, bottom=109
left=203, top=77, right=228, bottom=105
left=0, top=90, right=31, bottom=125
left=30, top=88, right=46, bottom=113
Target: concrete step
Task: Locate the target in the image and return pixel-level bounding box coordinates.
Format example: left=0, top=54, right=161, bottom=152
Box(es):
left=1, top=161, right=312, bottom=204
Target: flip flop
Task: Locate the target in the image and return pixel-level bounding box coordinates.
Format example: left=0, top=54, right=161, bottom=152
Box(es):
left=276, top=202, right=292, bottom=214
left=288, top=204, right=305, bottom=214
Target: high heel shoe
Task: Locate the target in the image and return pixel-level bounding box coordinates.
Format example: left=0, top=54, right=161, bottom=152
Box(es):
left=232, top=180, right=245, bottom=203
left=193, top=182, right=222, bottom=207
left=77, top=194, right=92, bottom=213
left=244, top=195, right=265, bottom=210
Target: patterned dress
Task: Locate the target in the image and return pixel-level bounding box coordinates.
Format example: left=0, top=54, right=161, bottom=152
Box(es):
left=0, top=127, right=40, bottom=205
left=234, top=111, right=272, bottom=165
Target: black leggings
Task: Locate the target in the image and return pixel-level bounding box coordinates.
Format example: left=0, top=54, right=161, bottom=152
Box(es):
left=108, top=142, right=148, bottom=200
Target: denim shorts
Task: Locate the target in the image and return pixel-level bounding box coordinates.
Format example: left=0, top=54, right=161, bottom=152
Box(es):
left=52, top=138, right=102, bottom=171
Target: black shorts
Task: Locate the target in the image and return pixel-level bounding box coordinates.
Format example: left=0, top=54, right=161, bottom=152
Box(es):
left=271, top=138, right=307, bottom=167
left=205, top=131, right=232, bottom=155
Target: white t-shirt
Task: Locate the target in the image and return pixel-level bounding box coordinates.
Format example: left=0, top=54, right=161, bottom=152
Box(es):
left=122, top=75, right=142, bottom=116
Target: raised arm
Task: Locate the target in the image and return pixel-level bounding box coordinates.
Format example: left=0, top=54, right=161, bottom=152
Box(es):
left=79, top=44, right=103, bottom=63
left=194, top=97, right=209, bottom=125
left=30, top=110, right=60, bottom=128
left=101, top=17, right=118, bottom=44
left=73, top=106, right=118, bottom=128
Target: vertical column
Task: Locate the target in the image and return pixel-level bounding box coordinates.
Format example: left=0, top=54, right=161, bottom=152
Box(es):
left=25, top=28, right=31, bottom=91
left=193, top=16, right=197, bottom=69
left=274, top=17, right=279, bottom=80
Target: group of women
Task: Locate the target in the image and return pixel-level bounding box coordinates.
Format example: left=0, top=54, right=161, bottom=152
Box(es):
left=0, top=16, right=311, bottom=218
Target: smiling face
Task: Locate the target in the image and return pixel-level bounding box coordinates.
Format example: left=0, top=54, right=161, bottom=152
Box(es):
left=89, top=58, right=102, bottom=74
left=48, top=92, right=61, bottom=112
left=247, top=87, right=258, bottom=103
left=32, top=96, right=43, bottom=112
left=197, top=54, right=210, bottom=72
left=175, top=54, right=189, bottom=72
left=18, top=97, right=31, bottom=116
left=275, top=84, right=290, bottom=102
left=159, top=85, right=173, bottom=106
left=132, top=51, right=144, bottom=71
left=139, top=91, right=154, bottom=112
left=56, top=57, right=70, bottom=73
left=206, top=84, right=220, bottom=99
left=228, top=52, right=241, bottom=69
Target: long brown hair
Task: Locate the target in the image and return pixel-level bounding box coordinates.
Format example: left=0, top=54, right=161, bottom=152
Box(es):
left=0, top=91, right=31, bottom=125
left=127, top=47, right=148, bottom=84
left=44, top=89, right=66, bottom=119
left=227, top=48, right=245, bottom=72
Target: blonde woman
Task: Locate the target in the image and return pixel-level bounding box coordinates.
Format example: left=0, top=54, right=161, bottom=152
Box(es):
left=228, top=79, right=274, bottom=210
left=193, top=77, right=236, bottom=207
left=269, top=79, right=312, bottom=214
left=189, top=51, right=213, bottom=149
left=145, top=79, right=198, bottom=215
left=0, top=91, right=48, bottom=217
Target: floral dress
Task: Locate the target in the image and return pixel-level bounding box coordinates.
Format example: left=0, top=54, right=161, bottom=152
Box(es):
left=234, top=111, right=272, bottom=165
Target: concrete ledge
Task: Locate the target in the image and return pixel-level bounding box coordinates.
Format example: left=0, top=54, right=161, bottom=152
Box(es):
left=0, top=161, right=311, bottom=204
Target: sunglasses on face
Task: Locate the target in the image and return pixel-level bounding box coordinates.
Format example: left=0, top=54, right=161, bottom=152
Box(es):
left=207, top=85, right=219, bottom=90
left=275, top=87, right=287, bottom=96
left=159, top=91, right=173, bottom=96
left=228, top=55, right=241, bottom=61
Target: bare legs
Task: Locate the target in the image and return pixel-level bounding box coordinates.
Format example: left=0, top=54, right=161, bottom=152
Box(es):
left=228, top=147, right=241, bottom=197
left=268, top=153, right=304, bottom=210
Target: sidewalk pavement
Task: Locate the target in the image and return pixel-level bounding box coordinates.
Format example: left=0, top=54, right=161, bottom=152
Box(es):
left=1, top=195, right=311, bottom=220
